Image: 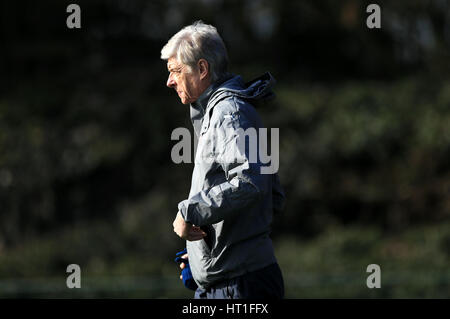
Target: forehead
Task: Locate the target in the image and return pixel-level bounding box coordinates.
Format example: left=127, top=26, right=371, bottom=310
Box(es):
left=167, top=57, right=183, bottom=70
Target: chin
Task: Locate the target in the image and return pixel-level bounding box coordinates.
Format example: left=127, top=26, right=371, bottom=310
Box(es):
left=180, top=96, right=194, bottom=104
left=178, top=94, right=188, bottom=105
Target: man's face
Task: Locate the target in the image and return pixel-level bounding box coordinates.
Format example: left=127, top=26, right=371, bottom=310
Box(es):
left=166, top=57, right=203, bottom=105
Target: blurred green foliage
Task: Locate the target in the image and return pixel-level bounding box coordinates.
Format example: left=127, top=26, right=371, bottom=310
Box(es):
left=0, top=218, right=449, bottom=298
left=273, top=77, right=450, bottom=237
left=0, top=0, right=449, bottom=298
left=277, top=221, right=450, bottom=298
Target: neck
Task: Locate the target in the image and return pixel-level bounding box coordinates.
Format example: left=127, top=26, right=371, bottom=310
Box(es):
left=198, top=78, right=212, bottom=96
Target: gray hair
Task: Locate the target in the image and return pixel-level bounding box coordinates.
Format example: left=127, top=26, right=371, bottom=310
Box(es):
left=161, top=21, right=229, bottom=82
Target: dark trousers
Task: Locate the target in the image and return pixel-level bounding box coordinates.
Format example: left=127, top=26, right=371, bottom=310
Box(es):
left=194, top=263, right=284, bottom=299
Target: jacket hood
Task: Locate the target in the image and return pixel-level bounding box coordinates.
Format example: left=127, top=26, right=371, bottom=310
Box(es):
left=208, top=72, right=276, bottom=109
left=189, top=72, right=276, bottom=137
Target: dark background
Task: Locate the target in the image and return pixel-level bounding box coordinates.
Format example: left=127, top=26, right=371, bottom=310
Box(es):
left=0, top=0, right=449, bottom=298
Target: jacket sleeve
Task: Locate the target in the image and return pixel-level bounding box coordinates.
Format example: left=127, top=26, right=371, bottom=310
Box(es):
left=177, top=108, right=269, bottom=227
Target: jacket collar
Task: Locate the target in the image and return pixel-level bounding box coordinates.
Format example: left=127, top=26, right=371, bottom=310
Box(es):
left=191, top=82, right=217, bottom=115
left=191, top=74, right=234, bottom=114
left=189, top=74, right=234, bottom=137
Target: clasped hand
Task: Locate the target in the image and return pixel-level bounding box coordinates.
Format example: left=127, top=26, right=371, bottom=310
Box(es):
left=173, top=212, right=206, bottom=241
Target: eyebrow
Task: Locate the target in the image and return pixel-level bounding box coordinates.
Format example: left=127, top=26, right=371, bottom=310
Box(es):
left=168, top=64, right=183, bottom=72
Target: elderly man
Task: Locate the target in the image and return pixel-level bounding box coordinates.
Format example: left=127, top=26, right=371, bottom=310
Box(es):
left=161, top=21, right=285, bottom=299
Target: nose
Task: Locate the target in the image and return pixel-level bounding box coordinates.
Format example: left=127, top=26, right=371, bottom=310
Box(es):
left=167, top=73, right=176, bottom=88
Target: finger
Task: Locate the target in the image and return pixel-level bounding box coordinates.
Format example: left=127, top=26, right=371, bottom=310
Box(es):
left=181, top=228, right=206, bottom=241
left=180, top=262, right=185, bottom=270
left=191, top=227, right=207, bottom=236
left=187, top=231, right=206, bottom=240
left=181, top=254, right=188, bottom=259
left=190, top=228, right=206, bottom=237
left=187, top=234, right=207, bottom=241
left=180, top=274, right=183, bottom=280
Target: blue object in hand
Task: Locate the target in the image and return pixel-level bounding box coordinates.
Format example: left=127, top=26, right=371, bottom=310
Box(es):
left=174, top=249, right=198, bottom=291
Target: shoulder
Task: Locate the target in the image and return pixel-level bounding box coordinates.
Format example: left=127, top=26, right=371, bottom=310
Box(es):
left=210, top=96, right=262, bottom=131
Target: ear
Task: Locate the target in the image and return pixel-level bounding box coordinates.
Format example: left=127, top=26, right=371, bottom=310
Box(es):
left=198, top=59, right=209, bottom=80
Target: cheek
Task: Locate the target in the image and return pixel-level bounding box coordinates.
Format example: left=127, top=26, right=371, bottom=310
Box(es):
left=178, top=77, right=188, bottom=91
left=186, top=77, right=199, bottom=94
